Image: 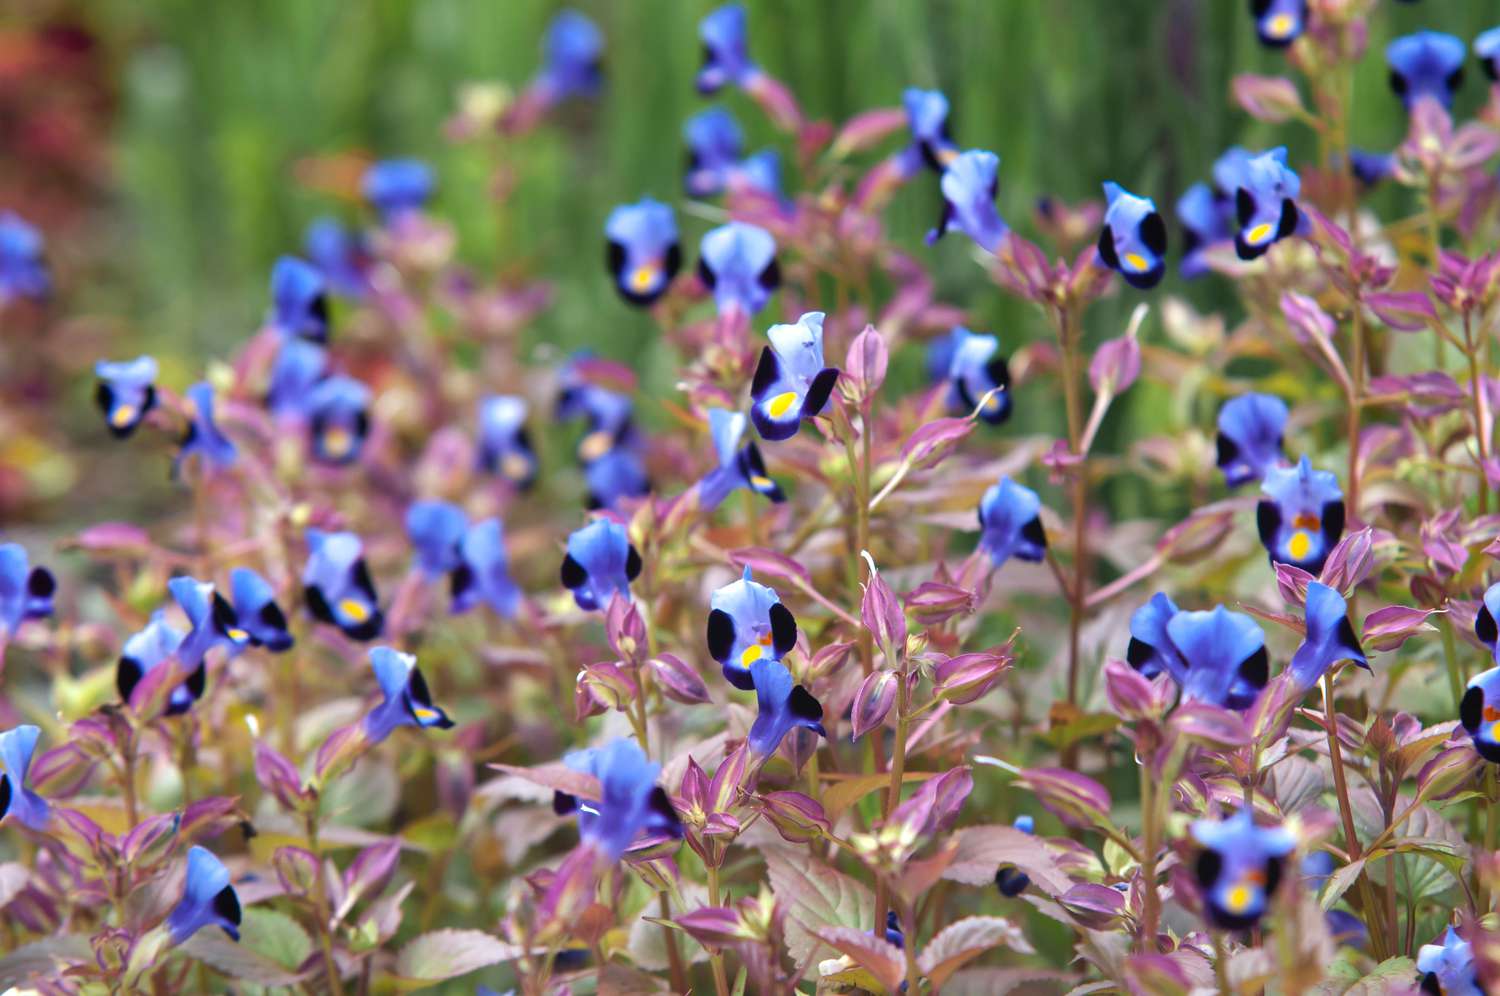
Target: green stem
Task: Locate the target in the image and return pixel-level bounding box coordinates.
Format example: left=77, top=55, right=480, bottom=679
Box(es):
left=1139, top=764, right=1160, bottom=952
left=1441, top=618, right=1465, bottom=714
left=1322, top=671, right=1387, bottom=961
left=705, top=866, right=729, bottom=996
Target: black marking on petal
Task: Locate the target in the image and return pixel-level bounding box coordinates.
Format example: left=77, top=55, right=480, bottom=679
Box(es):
left=625, top=545, right=643, bottom=582
left=1263, top=855, right=1284, bottom=900
left=1477, top=605, right=1498, bottom=648
left=722, top=662, right=755, bottom=691
left=1096, top=225, right=1120, bottom=270
left=1321, top=500, right=1345, bottom=546
left=706, top=608, right=735, bottom=663
left=1020, top=516, right=1048, bottom=553
left=309, top=293, right=329, bottom=333
left=1421, top=972, right=1443, bottom=995
left=212, top=593, right=239, bottom=636
left=1194, top=848, right=1222, bottom=889
left=1140, top=211, right=1168, bottom=255
left=0, top=773, right=10, bottom=821
left=449, top=563, right=475, bottom=602
left=553, top=790, right=578, bottom=816
left=801, top=368, right=839, bottom=419
left=1249, top=0, right=1272, bottom=16
left=1485, top=57, right=1499, bottom=83
left=758, top=258, right=781, bottom=292
left=95, top=382, right=113, bottom=418
left=342, top=609, right=383, bottom=642
left=788, top=684, right=824, bottom=724
left=1276, top=199, right=1299, bottom=240
left=985, top=355, right=1011, bottom=391
left=185, top=664, right=207, bottom=700
left=605, top=239, right=626, bottom=279
left=26, top=567, right=54, bottom=599
left=1125, top=637, right=1154, bottom=671
left=663, top=242, right=683, bottom=283
left=118, top=657, right=143, bottom=702
left=769, top=602, right=797, bottom=657
left=304, top=585, right=335, bottom=625
left=1215, top=432, right=1239, bottom=469
left=408, top=666, right=435, bottom=708
left=1235, top=188, right=1255, bottom=228
left=353, top=559, right=379, bottom=602
left=696, top=256, right=717, bottom=289
left=648, top=786, right=683, bottom=836
left=259, top=600, right=289, bottom=633
left=1335, top=615, right=1363, bottom=659
left=213, top=885, right=242, bottom=930
left=1238, top=646, right=1270, bottom=690
left=1389, top=70, right=1409, bottom=99
left=1461, top=685, right=1484, bottom=733
left=1256, top=501, right=1281, bottom=549
left=750, top=346, right=779, bottom=399
left=1446, top=67, right=1465, bottom=96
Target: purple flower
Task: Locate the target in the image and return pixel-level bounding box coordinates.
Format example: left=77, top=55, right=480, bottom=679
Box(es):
left=1232, top=147, right=1300, bottom=261
left=1097, top=182, right=1167, bottom=290
left=1479, top=27, right=1500, bottom=82
left=177, top=382, right=237, bottom=476
left=1387, top=31, right=1466, bottom=110
left=695, top=4, right=757, bottom=95
left=406, top=500, right=468, bottom=578
left=452, top=519, right=520, bottom=618
left=1176, top=182, right=1227, bottom=278
left=267, top=338, right=329, bottom=417
left=1460, top=665, right=1500, bottom=763
left=362, top=647, right=454, bottom=743
left=303, top=530, right=383, bottom=641
left=896, top=88, right=958, bottom=177
left=116, top=610, right=193, bottom=713
left=1128, top=596, right=1268, bottom=709
left=535, top=10, right=603, bottom=101
left=362, top=159, right=434, bottom=223
left=1125, top=592, right=1181, bottom=681
left=747, top=658, right=826, bottom=758
left=168, top=575, right=243, bottom=671
left=1190, top=808, right=1295, bottom=929
left=683, top=108, right=781, bottom=198
left=307, top=375, right=371, bottom=465
left=1418, top=927, right=1482, bottom=996
left=706, top=567, right=797, bottom=691
left=477, top=395, right=537, bottom=489
left=560, top=519, right=640, bottom=612
left=995, top=815, right=1034, bottom=896
left=697, top=409, right=784, bottom=510
left=698, top=221, right=779, bottom=317
left=554, top=738, right=681, bottom=861
left=1473, top=581, right=1500, bottom=663
left=1348, top=149, right=1395, bottom=188
left=1257, top=455, right=1345, bottom=574
left=1215, top=392, right=1288, bottom=488
left=1287, top=581, right=1366, bottom=690
left=585, top=446, right=650, bottom=511
left=269, top=256, right=330, bottom=342
left=166, top=847, right=241, bottom=944
left=94, top=356, right=159, bottom=438
left=0, top=725, right=49, bottom=831
left=978, top=477, right=1046, bottom=567
left=927, top=150, right=1008, bottom=254
left=0, top=211, right=48, bottom=303
left=605, top=199, right=681, bottom=306
left=228, top=568, right=292, bottom=652
left=749, top=311, right=839, bottom=441
left=934, top=327, right=1011, bottom=424
left=303, top=217, right=368, bottom=298
left=0, top=543, right=55, bottom=637
left=1249, top=0, right=1307, bottom=48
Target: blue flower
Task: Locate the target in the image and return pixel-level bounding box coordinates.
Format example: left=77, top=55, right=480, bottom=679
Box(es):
left=1299, top=854, right=1368, bottom=950
left=1125, top=592, right=1182, bottom=681
left=307, top=375, right=371, bottom=465
left=0, top=212, right=48, bottom=303
left=0, top=725, right=49, bottom=831
left=303, top=530, right=383, bottom=640
left=477, top=395, right=537, bottom=489
left=362, top=159, right=434, bottom=223
left=1461, top=665, right=1500, bottom=763
left=1348, top=149, right=1395, bottom=189
left=1249, top=0, right=1307, bottom=48
left=267, top=339, right=329, bottom=417
left=553, top=738, right=681, bottom=861
left=228, top=568, right=293, bottom=652
left=95, top=356, right=159, bottom=438
left=995, top=815, right=1034, bottom=896
left=1216, top=392, right=1288, bottom=488
left=697, top=409, right=784, bottom=510
left=747, top=658, right=826, bottom=758
left=1479, top=27, right=1500, bottom=82
left=269, top=256, right=330, bottom=342
left=0, top=544, right=54, bottom=637
left=406, top=500, right=468, bottom=578
left=696, top=4, right=756, bottom=95
left=1190, top=808, right=1295, bottom=929
left=166, top=846, right=241, bottom=944
left=683, top=109, right=781, bottom=198
left=177, top=382, right=237, bottom=476
left=882, top=910, right=904, bottom=948
left=168, top=575, right=243, bottom=671
left=698, top=221, right=779, bottom=316
left=1387, top=31, right=1466, bottom=110
left=1473, top=581, right=1500, bottom=663
left=1232, top=147, right=1300, bottom=261
left=116, top=610, right=199, bottom=715
left=560, top=519, right=641, bottom=612
left=362, top=647, right=454, bottom=743
left=304, top=217, right=367, bottom=298
left=1288, top=582, right=1366, bottom=690
left=1166, top=605, right=1269, bottom=709
left=584, top=446, right=651, bottom=511
left=978, top=477, right=1046, bottom=568
left=707, top=567, right=797, bottom=691
left=1418, top=927, right=1483, bottom=995
left=749, top=312, right=840, bottom=441
left=605, top=199, right=681, bottom=306
left=1257, top=455, right=1345, bottom=574
left=927, top=150, right=1008, bottom=254
left=935, top=327, right=1011, bottom=424
left=452, top=519, right=521, bottom=618
left=1176, top=182, right=1229, bottom=279
left=896, top=88, right=958, bottom=177
left=1097, top=183, right=1167, bottom=290
left=535, top=10, right=603, bottom=101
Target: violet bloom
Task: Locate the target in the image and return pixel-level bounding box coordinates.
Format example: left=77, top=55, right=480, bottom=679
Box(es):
left=1190, top=808, right=1295, bottom=929
left=927, top=150, right=1008, bottom=254
left=553, top=738, right=681, bottom=861
left=695, top=4, right=756, bottom=95
left=698, top=221, right=779, bottom=317
left=1125, top=592, right=1181, bottom=681
left=0, top=725, right=49, bottom=831
left=267, top=338, right=329, bottom=417
left=362, top=159, right=434, bottom=223
left=228, top=567, right=293, bottom=652
left=1287, top=582, right=1366, bottom=690
left=477, top=395, right=537, bottom=489
left=1348, top=149, right=1395, bottom=189
left=1249, top=0, right=1306, bottom=48
left=534, top=10, right=603, bottom=102
left=168, top=575, right=243, bottom=669
left=1176, top=182, right=1227, bottom=278
left=0, top=543, right=55, bottom=637
left=307, top=375, right=371, bottom=465
left=116, top=610, right=199, bottom=715
left=362, top=647, right=454, bottom=743
left=749, top=311, right=840, bottom=441
left=303, top=530, right=383, bottom=641
left=1257, top=455, right=1345, bottom=574
left=1418, top=927, right=1483, bottom=996
left=560, top=519, right=641, bottom=611
left=707, top=567, right=797, bottom=691
left=406, top=500, right=468, bottom=578
left=747, top=658, right=826, bottom=758
left=605, top=199, right=681, bottom=306
left=1387, top=31, right=1466, bottom=110
left=683, top=108, right=781, bottom=198
left=1479, top=27, right=1500, bottom=82
left=1474, top=581, right=1500, bottom=663
left=95, top=356, right=159, bottom=438
left=1097, top=183, right=1167, bottom=290
left=896, top=88, right=958, bottom=177
left=697, top=408, right=784, bottom=510
left=1171, top=605, right=1269, bottom=709
left=1215, top=392, right=1287, bottom=488
left=0, top=211, right=48, bottom=303
left=1232, top=147, right=1300, bottom=261
left=1461, top=665, right=1500, bottom=763
left=176, top=382, right=237, bottom=476
left=977, top=477, right=1046, bottom=568
left=452, top=519, right=520, bottom=618
left=935, top=327, right=1011, bottom=424
left=304, top=217, right=367, bottom=298
left=995, top=815, right=1034, bottom=896
left=166, top=847, right=241, bottom=944
left=882, top=910, right=904, bottom=948
left=585, top=446, right=650, bottom=511
left=269, top=256, right=330, bottom=342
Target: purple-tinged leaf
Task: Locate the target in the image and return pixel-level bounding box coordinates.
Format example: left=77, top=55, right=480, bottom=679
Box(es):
left=273, top=846, right=320, bottom=898
left=486, top=762, right=601, bottom=803
left=1361, top=605, right=1441, bottom=652
left=728, top=547, right=810, bottom=586
left=1319, top=527, right=1376, bottom=594
left=917, top=916, right=1033, bottom=988
left=1365, top=291, right=1437, bottom=332
left=935, top=649, right=1013, bottom=705
left=255, top=741, right=308, bottom=812
left=942, top=824, right=1073, bottom=895
left=605, top=595, right=648, bottom=666
left=830, top=107, right=908, bottom=158
left=1089, top=333, right=1141, bottom=395
left=676, top=905, right=748, bottom=947
left=906, top=580, right=977, bottom=626
left=1016, top=767, right=1111, bottom=830
left=1156, top=503, right=1237, bottom=565
left=339, top=842, right=401, bottom=918
left=1102, top=657, right=1171, bottom=721
left=120, top=813, right=178, bottom=865
left=649, top=654, right=710, bottom=705
left=1416, top=746, right=1483, bottom=802
left=890, top=766, right=972, bottom=839
left=842, top=324, right=888, bottom=407
left=758, top=791, right=830, bottom=844
left=1231, top=74, right=1306, bottom=123
left=1057, top=883, right=1126, bottom=929
left=578, top=661, right=638, bottom=711
left=850, top=669, right=898, bottom=740
left=67, top=522, right=153, bottom=557
left=1170, top=702, right=1251, bottom=749
left=1275, top=563, right=1315, bottom=607
left=860, top=562, right=906, bottom=658
left=900, top=417, right=974, bottom=470
left=392, top=928, right=523, bottom=983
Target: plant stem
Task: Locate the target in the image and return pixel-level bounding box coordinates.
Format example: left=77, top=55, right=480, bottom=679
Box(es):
left=1346, top=305, right=1364, bottom=522
left=1441, top=617, right=1465, bottom=713
left=1212, top=931, right=1231, bottom=996
left=1139, top=763, right=1160, bottom=953
left=705, top=866, right=729, bottom=996
left=305, top=814, right=346, bottom=996
left=1056, top=303, right=1089, bottom=769
left=1463, top=310, right=1491, bottom=514
left=1321, top=671, right=1387, bottom=960
left=658, top=892, right=691, bottom=995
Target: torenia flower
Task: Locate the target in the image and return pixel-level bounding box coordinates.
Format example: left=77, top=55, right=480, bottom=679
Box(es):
left=362, top=647, right=454, bottom=743
left=995, top=815, right=1035, bottom=896
left=362, top=159, right=434, bottom=223
left=1478, top=27, right=1500, bottom=82
left=303, top=530, right=383, bottom=640
left=1125, top=592, right=1181, bottom=681
left=1190, top=808, right=1295, bottom=929
left=303, top=217, right=367, bottom=298
left=307, top=375, right=371, bottom=465
left=749, top=311, right=839, bottom=441
left=406, top=500, right=467, bottom=578
left=1348, top=150, right=1395, bottom=188
left=560, top=519, right=641, bottom=611
left=977, top=477, right=1046, bottom=568
left=683, top=108, right=781, bottom=198
left=0, top=725, right=49, bottom=830
left=1176, top=182, right=1228, bottom=278
left=534, top=10, right=603, bottom=102
left=707, top=567, right=797, bottom=690
left=94, top=356, right=159, bottom=438
left=698, top=221, right=779, bottom=317
left=477, top=395, right=537, bottom=489
left=269, top=256, right=330, bottom=342
left=1232, top=147, right=1300, bottom=260
left=116, top=610, right=192, bottom=712
left=932, top=327, right=1011, bottom=424
left=1418, top=926, right=1483, bottom=996
left=605, top=199, right=681, bottom=306
left=0, top=543, right=55, bottom=637
left=695, top=4, right=756, bottom=95
left=166, top=847, right=241, bottom=944
left=553, top=738, right=681, bottom=861
left=229, top=568, right=293, bottom=652
left=1387, top=31, right=1466, bottom=110
left=927, top=150, right=1008, bottom=254
left=177, top=382, right=237, bottom=476
left=1473, top=581, right=1500, bottom=664
left=697, top=409, right=784, bottom=510
left=453, top=519, right=520, bottom=618
left=747, top=658, right=826, bottom=758
left=585, top=447, right=650, bottom=510
left=169, top=575, right=242, bottom=668
left=1287, top=582, right=1366, bottom=689
left=0, top=211, right=48, bottom=303
left=1461, top=666, right=1500, bottom=763
left=1249, top=0, right=1306, bottom=48
left=267, top=339, right=329, bottom=417
left=1215, top=392, right=1288, bottom=488
left=1097, top=182, right=1167, bottom=289
left=1166, top=605, right=1269, bottom=709
left=896, top=88, right=958, bottom=177
left=1257, top=455, right=1345, bottom=574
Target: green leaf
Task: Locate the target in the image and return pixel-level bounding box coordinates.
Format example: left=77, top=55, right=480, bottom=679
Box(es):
left=241, top=908, right=313, bottom=972
left=391, top=929, right=521, bottom=987
left=1319, top=858, right=1365, bottom=910
left=181, top=932, right=308, bottom=987
left=0, top=935, right=91, bottom=987
left=766, top=846, right=875, bottom=967
left=917, top=916, right=1033, bottom=989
